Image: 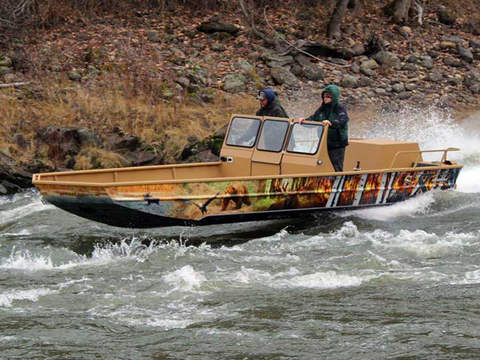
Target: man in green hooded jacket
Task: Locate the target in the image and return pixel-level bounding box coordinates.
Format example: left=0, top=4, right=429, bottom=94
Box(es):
left=299, top=84, right=349, bottom=172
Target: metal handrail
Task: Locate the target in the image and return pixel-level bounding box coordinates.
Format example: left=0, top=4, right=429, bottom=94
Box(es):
left=388, top=147, right=460, bottom=169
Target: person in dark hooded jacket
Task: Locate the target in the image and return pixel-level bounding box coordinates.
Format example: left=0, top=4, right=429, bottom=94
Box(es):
left=256, top=89, right=289, bottom=118
left=299, top=84, right=349, bottom=172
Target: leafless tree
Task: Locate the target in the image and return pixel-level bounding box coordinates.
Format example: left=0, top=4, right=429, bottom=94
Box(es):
left=327, top=0, right=350, bottom=40
left=392, top=0, right=426, bottom=24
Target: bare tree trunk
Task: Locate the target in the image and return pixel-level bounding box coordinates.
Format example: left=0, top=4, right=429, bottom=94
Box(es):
left=327, top=0, right=350, bottom=40
left=393, top=0, right=412, bottom=23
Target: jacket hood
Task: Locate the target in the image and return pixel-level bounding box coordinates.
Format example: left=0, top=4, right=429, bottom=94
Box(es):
left=259, top=89, right=276, bottom=106
left=322, top=84, right=340, bottom=107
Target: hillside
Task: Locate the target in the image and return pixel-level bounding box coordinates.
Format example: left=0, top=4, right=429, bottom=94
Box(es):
left=1, top=0, right=480, bottom=193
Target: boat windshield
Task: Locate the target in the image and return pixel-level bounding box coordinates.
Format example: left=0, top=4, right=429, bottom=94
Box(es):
left=257, top=120, right=290, bottom=152
left=226, top=117, right=261, bottom=148
left=286, top=123, right=323, bottom=154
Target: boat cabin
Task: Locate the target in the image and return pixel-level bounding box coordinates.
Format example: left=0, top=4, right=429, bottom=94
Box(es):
left=219, top=115, right=423, bottom=177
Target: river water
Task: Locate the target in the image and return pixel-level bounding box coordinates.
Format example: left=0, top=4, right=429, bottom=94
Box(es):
left=1, top=109, right=480, bottom=359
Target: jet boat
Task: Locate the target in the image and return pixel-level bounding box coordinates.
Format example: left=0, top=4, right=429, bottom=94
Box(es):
left=32, top=115, right=462, bottom=228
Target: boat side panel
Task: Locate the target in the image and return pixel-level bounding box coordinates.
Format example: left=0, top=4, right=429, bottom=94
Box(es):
left=108, top=168, right=461, bottom=222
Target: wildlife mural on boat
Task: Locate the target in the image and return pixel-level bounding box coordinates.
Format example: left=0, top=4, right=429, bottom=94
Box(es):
left=108, top=168, right=461, bottom=221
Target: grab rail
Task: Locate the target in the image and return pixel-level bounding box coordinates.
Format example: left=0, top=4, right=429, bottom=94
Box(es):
left=389, top=147, right=460, bottom=169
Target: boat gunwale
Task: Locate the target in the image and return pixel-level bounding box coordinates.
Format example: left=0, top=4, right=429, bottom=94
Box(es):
left=33, top=164, right=463, bottom=188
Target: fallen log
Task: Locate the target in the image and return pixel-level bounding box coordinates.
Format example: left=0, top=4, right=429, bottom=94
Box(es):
left=0, top=82, right=31, bottom=89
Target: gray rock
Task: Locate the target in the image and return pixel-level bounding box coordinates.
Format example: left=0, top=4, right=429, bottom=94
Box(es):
left=303, top=65, right=326, bottom=81
left=223, top=74, right=246, bottom=93
left=146, top=31, right=160, bottom=43
left=350, top=64, right=360, bottom=74
left=211, top=43, right=227, bottom=52
left=238, top=61, right=254, bottom=72
left=270, top=67, right=300, bottom=87
left=444, top=57, right=462, bottom=67
left=402, top=63, right=417, bottom=71
left=405, top=83, right=417, bottom=91
left=359, top=76, right=374, bottom=87
left=458, top=45, right=474, bottom=63
left=469, top=39, right=480, bottom=50
left=392, top=83, right=405, bottom=93
left=428, top=72, right=444, bottom=82
left=420, top=59, right=434, bottom=69
left=352, top=42, right=365, bottom=56
left=341, top=75, right=359, bottom=88
left=176, top=76, right=190, bottom=88
left=294, top=54, right=312, bottom=67
left=360, top=68, right=375, bottom=77
left=265, top=55, right=294, bottom=68
left=373, top=51, right=401, bottom=69
left=427, top=50, right=440, bottom=58
left=406, top=55, right=418, bottom=63
left=442, top=35, right=463, bottom=44
left=464, top=70, right=480, bottom=93
left=247, top=52, right=262, bottom=62
left=398, top=92, right=411, bottom=100
left=290, top=64, right=303, bottom=77
left=360, top=59, right=379, bottom=70
left=197, top=21, right=239, bottom=35
left=374, top=88, right=387, bottom=96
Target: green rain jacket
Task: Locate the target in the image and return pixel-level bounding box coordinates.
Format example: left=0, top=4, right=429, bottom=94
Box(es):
left=307, top=85, right=349, bottom=149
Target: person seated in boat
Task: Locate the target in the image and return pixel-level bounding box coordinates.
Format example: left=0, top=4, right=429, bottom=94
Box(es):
left=298, top=84, right=349, bottom=172
left=256, top=89, right=289, bottom=118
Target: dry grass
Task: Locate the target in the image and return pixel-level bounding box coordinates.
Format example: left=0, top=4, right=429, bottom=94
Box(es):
left=0, top=74, right=257, bottom=166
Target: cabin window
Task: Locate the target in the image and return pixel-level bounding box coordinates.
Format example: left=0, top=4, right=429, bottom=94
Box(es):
left=257, top=120, right=290, bottom=152
left=286, top=123, right=323, bottom=155
left=225, top=117, right=261, bottom=148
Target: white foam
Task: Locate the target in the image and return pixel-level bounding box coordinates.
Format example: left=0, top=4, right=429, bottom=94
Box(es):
left=0, top=239, right=161, bottom=271
left=368, top=229, right=477, bottom=257
left=0, top=288, right=57, bottom=307
left=0, top=229, right=32, bottom=238
left=456, top=165, right=480, bottom=193
left=345, top=191, right=436, bottom=221
left=0, top=199, right=53, bottom=226
left=1, top=249, right=55, bottom=270
left=0, top=336, right=17, bottom=342
left=459, top=270, right=480, bottom=285
left=273, top=270, right=369, bottom=289
left=230, top=266, right=273, bottom=285
left=162, top=265, right=207, bottom=292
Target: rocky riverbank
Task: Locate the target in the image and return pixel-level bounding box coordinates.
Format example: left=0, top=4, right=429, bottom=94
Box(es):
left=1, top=2, right=480, bottom=193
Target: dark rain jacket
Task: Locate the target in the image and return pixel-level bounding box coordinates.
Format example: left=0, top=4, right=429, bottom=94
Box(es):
left=256, top=89, right=289, bottom=118
left=307, top=84, right=349, bottom=149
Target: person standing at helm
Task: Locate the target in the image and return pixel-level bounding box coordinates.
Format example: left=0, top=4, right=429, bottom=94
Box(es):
left=256, top=89, right=289, bottom=118
left=299, top=84, right=349, bottom=172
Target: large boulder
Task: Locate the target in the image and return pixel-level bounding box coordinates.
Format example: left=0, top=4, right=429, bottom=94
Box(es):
left=0, top=152, right=33, bottom=193
left=270, top=67, right=301, bottom=87
left=303, top=65, right=326, bottom=81
left=222, top=74, right=247, bottom=93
